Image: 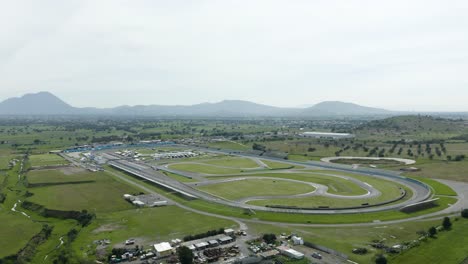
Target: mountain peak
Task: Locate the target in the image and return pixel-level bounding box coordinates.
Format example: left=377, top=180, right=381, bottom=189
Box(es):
left=0, top=91, right=73, bottom=115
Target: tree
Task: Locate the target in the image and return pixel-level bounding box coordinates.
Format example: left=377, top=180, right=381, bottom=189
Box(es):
left=442, top=217, right=452, bottom=230
left=461, top=209, right=468, bottom=218
left=375, top=254, right=387, bottom=264
left=428, top=226, right=437, bottom=237
left=177, top=246, right=194, bottom=264
left=262, top=233, right=277, bottom=244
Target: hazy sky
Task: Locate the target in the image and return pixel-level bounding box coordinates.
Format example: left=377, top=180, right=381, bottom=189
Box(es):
left=0, top=1, right=467, bottom=111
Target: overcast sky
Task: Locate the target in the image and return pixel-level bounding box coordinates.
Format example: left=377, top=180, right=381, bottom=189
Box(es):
left=0, top=1, right=467, bottom=111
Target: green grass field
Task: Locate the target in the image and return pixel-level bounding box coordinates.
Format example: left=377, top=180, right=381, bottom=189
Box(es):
left=208, top=172, right=369, bottom=196
left=201, top=157, right=259, bottom=168
left=169, top=163, right=246, bottom=174
left=0, top=213, right=43, bottom=258
left=27, top=171, right=141, bottom=213
left=162, top=171, right=198, bottom=182
left=28, top=154, right=68, bottom=167
left=196, top=178, right=315, bottom=200
left=402, top=160, right=468, bottom=182
left=261, top=159, right=304, bottom=169
left=72, top=206, right=236, bottom=260
left=208, top=141, right=250, bottom=151
left=26, top=168, right=96, bottom=184
left=391, top=218, right=468, bottom=264
left=0, top=155, right=16, bottom=170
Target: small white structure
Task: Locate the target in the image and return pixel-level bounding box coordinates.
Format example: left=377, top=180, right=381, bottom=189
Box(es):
left=187, top=244, right=196, bottom=251
left=299, top=132, right=354, bottom=139
left=291, top=236, right=304, bottom=245
left=150, top=201, right=168, bottom=207
left=224, top=228, right=235, bottom=236
left=123, top=194, right=134, bottom=200
left=132, top=200, right=145, bottom=207
left=154, top=242, right=173, bottom=257
left=277, top=246, right=304, bottom=259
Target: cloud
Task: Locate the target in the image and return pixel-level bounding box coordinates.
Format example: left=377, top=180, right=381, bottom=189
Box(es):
left=0, top=0, right=467, bottom=111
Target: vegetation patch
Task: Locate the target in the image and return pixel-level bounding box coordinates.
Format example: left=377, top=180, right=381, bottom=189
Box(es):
left=196, top=178, right=315, bottom=200
left=28, top=154, right=68, bottom=167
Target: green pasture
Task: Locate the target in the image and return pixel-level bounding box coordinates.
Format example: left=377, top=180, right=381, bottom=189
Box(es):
left=28, top=154, right=68, bottom=167
left=391, top=218, right=468, bottom=264
left=27, top=171, right=141, bottom=213
left=0, top=213, right=43, bottom=258
left=208, top=141, right=250, bottom=151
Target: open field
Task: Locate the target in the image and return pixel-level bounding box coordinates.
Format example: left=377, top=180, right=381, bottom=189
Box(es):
left=27, top=171, right=141, bottom=213
left=402, top=160, right=468, bottom=182
left=72, top=206, right=237, bottom=260
left=162, top=171, right=198, bottom=182
left=207, top=172, right=369, bottom=196
left=208, top=141, right=250, bottom=151
left=262, top=159, right=304, bottom=169
left=201, top=157, right=259, bottom=168
left=28, top=154, right=68, bottom=167
left=391, top=218, right=468, bottom=264
left=247, top=171, right=409, bottom=208
left=196, top=178, right=315, bottom=200
left=26, top=168, right=96, bottom=184
left=0, top=213, right=43, bottom=258
left=169, top=163, right=245, bottom=174
left=0, top=155, right=16, bottom=170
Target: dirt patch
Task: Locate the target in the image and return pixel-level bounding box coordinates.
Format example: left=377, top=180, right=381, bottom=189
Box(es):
left=59, top=166, right=87, bottom=175
left=92, top=224, right=124, bottom=233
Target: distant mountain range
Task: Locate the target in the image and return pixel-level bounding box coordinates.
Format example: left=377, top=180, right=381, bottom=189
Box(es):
left=0, top=91, right=451, bottom=117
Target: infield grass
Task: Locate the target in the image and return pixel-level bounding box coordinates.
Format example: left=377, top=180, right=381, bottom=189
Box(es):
left=196, top=178, right=315, bottom=200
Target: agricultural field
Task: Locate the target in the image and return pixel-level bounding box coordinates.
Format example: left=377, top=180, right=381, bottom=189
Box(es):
left=207, top=140, right=250, bottom=151
left=196, top=178, right=315, bottom=200
left=26, top=170, right=141, bottom=213
left=0, top=155, right=17, bottom=170
left=0, top=213, right=42, bottom=259
left=28, top=154, right=68, bottom=167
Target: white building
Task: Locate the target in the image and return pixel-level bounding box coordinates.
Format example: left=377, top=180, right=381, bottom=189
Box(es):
left=277, top=246, right=304, bottom=259
left=154, top=242, right=173, bottom=257
left=299, top=132, right=354, bottom=139
left=291, top=236, right=304, bottom=245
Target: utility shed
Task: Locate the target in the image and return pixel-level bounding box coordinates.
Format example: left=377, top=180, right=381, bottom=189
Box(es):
left=154, top=242, right=173, bottom=257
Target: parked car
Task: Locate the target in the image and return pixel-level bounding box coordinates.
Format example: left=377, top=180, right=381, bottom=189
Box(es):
left=311, top=252, right=322, bottom=259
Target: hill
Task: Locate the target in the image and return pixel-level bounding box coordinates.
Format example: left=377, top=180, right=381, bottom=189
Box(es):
left=355, top=115, right=468, bottom=139
left=0, top=92, right=76, bottom=115
left=303, top=101, right=392, bottom=116
left=0, top=91, right=398, bottom=117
